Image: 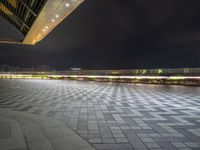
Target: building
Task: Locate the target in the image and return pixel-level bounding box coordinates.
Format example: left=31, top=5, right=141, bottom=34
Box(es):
left=0, top=0, right=84, bottom=45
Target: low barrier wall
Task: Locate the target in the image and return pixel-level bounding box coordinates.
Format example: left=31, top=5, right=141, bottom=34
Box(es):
left=0, top=74, right=200, bottom=86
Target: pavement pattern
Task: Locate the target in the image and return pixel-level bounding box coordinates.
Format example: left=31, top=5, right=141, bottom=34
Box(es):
left=0, top=79, right=200, bottom=150
left=0, top=108, right=95, bottom=150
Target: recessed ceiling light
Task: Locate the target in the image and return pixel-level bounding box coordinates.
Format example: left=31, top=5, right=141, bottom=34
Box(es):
left=42, top=29, right=46, bottom=32
left=66, top=3, right=69, bottom=7
left=51, top=19, right=55, bottom=22
left=56, top=14, right=59, bottom=18
left=37, top=34, right=41, bottom=38
left=45, top=26, right=48, bottom=29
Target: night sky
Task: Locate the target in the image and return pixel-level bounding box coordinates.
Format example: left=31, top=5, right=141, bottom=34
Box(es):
left=0, top=0, right=200, bottom=70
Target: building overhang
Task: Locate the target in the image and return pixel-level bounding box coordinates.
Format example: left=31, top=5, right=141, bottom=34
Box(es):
left=0, top=0, right=84, bottom=45
left=23, top=0, right=84, bottom=45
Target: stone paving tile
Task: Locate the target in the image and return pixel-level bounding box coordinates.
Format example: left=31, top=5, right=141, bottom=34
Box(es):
left=0, top=116, right=28, bottom=150
left=89, top=138, right=102, bottom=144
left=93, top=143, right=132, bottom=150
left=144, top=142, right=161, bottom=149
left=0, top=123, right=11, bottom=139
left=28, top=140, right=54, bottom=150
left=22, top=125, right=44, bottom=142
left=115, top=137, right=129, bottom=143
left=184, top=142, right=200, bottom=147
left=159, top=142, right=177, bottom=150
left=0, top=79, right=200, bottom=150
left=102, top=138, right=115, bottom=144
left=124, top=132, right=147, bottom=149
left=172, top=142, right=187, bottom=148
left=49, top=135, right=93, bottom=150
left=41, top=126, right=75, bottom=138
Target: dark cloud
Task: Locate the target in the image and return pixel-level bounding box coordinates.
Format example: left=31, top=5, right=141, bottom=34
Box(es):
left=0, top=0, right=200, bottom=70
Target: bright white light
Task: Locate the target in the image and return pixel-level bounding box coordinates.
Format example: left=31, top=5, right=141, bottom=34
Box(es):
left=66, top=3, right=69, bottom=7
left=45, top=26, right=48, bottom=29
left=55, top=14, right=59, bottom=18
left=42, top=29, right=46, bottom=32
left=51, top=19, right=55, bottom=22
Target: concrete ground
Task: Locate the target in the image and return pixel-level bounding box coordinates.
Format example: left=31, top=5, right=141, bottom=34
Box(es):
left=0, top=79, right=200, bottom=150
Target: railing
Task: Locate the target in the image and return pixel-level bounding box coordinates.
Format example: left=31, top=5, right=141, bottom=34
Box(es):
left=61, top=68, right=200, bottom=76
left=1, top=68, right=200, bottom=76
left=1, top=68, right=200, bottom=86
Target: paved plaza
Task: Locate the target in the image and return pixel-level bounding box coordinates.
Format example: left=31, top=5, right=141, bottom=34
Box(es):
left=0, top=79, right=200, bottom=150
